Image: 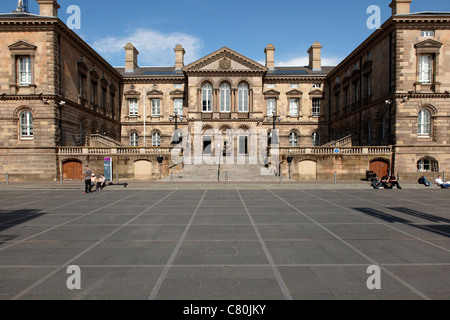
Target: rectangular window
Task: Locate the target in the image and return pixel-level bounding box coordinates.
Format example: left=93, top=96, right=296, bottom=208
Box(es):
left=313, top=83, right=322, bottom=88
left=173, top=84, right=183, bottom=88
left=151, top=99, right=160, bottom=117
left=18, top=56, right=32, bottom=86
left=335, top=93, right=340, bottom=114
left=202, top=86, right=212, bottom=112
left=354, top=82, right=359, bottom=104
left=290, top=84, right=299, bottom=88
left=174, top=98, right=183, bottom=116
left=345, top=88, right=350, bottom=107
left=78, top=74, right=86, bottom=99
left=129, top=98, right=138, bottom=117
left=101, top=88, right=107, bottom=111
left=267, top=98, right=276, bottom=116
left=312, top=98, right=321, bottom=116
left=366, top=74, right=372, bottom=97
left=267, top=84, right=276, bottom=89
left=419, top=55, right=432, bottom=84
left=289, top=98, right=299, bottom=117
left=91, top=81, right=98, bottom=104
left=421, top=31, right=434, bottom=37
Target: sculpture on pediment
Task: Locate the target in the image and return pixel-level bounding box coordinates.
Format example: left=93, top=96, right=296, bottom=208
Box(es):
left=219, top=58, right=232, bottom=70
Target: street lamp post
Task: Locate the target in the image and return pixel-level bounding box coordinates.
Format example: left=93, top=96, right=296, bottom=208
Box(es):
left=287, top=155, right=294, bottom=180
left=157, top=155, right=164, bottom=180
left=169, top=111, right=183, bottom=145
left=267, top=111, right=281, bottom=175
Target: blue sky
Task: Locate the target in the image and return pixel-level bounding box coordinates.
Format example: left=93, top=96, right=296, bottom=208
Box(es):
left=3, top=0, right=450, bottom=67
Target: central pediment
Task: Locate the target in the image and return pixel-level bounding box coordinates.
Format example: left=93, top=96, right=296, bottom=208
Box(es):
left=183, top=47, right=268, bottom=73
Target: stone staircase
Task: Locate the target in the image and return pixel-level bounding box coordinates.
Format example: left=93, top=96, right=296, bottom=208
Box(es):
left=164, top=156, right=287, bottom=182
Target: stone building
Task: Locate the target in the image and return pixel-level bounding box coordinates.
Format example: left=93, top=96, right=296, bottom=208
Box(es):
left=0, top=0, right=449, bottom=182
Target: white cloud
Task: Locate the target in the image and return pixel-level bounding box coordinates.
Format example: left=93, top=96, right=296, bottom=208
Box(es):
left=92, top=28, right=203, bottom=67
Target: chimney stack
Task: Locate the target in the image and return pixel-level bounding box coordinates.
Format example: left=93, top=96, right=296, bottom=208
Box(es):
left=389, top=0, right=412, bottom=15
left=124, top=43, right=139, bottom=72
left=265, top=44, right=276, bottom=70
left=174, top=44, right=185, bottom=70
left=308, top=42, right=322, bottom=71
left=36, top=0, right=60, bottom=18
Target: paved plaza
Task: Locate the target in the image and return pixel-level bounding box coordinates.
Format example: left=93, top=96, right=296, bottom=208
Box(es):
left=0, top=185, right=449, bottom=301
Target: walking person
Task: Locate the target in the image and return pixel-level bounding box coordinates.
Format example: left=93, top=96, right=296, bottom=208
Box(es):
left=82, top=165, right=92, bottom=194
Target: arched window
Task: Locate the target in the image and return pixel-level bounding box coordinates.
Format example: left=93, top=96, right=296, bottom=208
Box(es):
left=289, top=132, right=298, bottom=147
left=220, top=83, right=231, bottom=112
left=238, top=82, right=249, bottom=112
left=418, top=109, right=431, bottom=137
left=19, top=110, right=33, bottom=139
left=152, top=131, right=161, bottom=147
left=312, top=132, right=320, bottom=147
left=202, top=83, right=213, bottom=112
left=130, top=132, right=138, bottom=147
left=417, top=157, right=439, bottom=172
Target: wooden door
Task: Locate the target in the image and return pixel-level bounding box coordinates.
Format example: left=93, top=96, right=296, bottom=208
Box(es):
left=63, top=161, right=82, bottom=181
left=369, top=160, right=389, bottom=178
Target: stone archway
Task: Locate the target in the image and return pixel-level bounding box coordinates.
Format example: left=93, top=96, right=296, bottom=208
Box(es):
left=62, top=159, right=82, bottom=181
left=134, top=160, right=153, bottom=180
left=298, top=160, right=317, bottom=180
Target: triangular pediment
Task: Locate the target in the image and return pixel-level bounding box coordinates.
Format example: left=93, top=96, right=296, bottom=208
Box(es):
left=309, top=89, right=324, bottom=97
left=8, top=40, right=37, bottom=51
left=286, top=89, right=304, bottom=96
left=414, top=39, right=443, bottom=49
left=183, top=47, right=268, bottom=73
left=263, top=89, right=280, bottom=96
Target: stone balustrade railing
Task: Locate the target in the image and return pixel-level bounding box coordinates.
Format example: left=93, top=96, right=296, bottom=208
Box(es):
left=58, top=146, right=391, bottom=156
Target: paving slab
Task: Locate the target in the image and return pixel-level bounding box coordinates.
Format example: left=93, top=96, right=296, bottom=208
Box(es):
left=0, top=188, right=449, bottom=301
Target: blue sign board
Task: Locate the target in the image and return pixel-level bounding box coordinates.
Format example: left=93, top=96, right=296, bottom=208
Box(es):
left=104, top=158, right=112, bottom=181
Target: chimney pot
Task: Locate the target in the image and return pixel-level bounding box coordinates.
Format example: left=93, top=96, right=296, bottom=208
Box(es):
left=389, top=0, right=412, bottom=15
left=124, top=43, right=139, bottom=72
left=308, top=42, right=323, bottom=71
left=265, top=44, right=276, bottom=70
left=174, top=44, right=185, bottom=70
left=36, top=0, right=60, bottom=18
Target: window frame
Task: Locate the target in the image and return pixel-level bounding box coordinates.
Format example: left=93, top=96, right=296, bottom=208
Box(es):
left=289, top=131, right=298, bottom=147
left=238, top=82, right=249, bottom=113
left=130, top=132, right=138, bottom=147
left=312, top=98, right=321, bottom=117
left=220, top=83, right=231, bottom=113
left=202, top=83, right=213, bottom=112
left=152, top=131, right=161, bottom=147
left=174, top=98, right=183, bottom=116
left=18, top=56, right=32, bottom=86
left=151, top=98, right=160, bottom=117
left=128, top=98, right=138, bottom=117
left=19, top=110, right=34, bottom=140
left=418, top=109, right=431, bottom=138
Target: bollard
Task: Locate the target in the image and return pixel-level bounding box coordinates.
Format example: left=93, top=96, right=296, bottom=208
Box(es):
left=6, top=172, right=9, bottom=186
left=225, top=171, right=228, bottom=185
left=443, top=170, right=446, bottom=183
left=279, top=171, right=282, bottom=184
left=60, top=171, right=63, bottom=186
left=334, top=171, right=337, bottom=185
left=116, top=172, right=119, bottom=184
